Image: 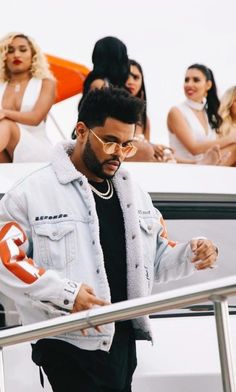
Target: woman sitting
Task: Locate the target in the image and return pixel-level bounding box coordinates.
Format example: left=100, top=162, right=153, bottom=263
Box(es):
left=125, top=59, right=175, bottom=162
left=167, top=64, right=236, bottom=166
left=0, top=32, right=56, bottom=163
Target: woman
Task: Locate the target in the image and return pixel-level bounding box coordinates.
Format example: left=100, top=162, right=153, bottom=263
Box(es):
left=80, top=36, right=129, bottom=105
left=0, top=32, right=56, bottom=163
left=125, top=59, right=176, bottom=162
left=71, top=36, right=129, bottom=140
left=125, top=59, right=150, bottom=140
left=218, top=86, right=236, bottom=137
left=167, top=64, right=236, bottom=165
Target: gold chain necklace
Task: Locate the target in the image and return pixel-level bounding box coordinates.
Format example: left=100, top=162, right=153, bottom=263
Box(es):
left=89, top=179, right=114, bottom=200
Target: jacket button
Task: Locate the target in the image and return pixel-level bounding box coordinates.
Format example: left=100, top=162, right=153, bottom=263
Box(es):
left=96, top=268, right=100, bottom=274
left=102, top=341, right=107, bottom=346
left=92, top=240, right=95, bottom=245
left=79, top=180, right=83, bottom=186
left=132, top=234, right=136, bottom=239
left=127, top=204, right=131, bottom=208
left=64, top=299, right=69, bottom=305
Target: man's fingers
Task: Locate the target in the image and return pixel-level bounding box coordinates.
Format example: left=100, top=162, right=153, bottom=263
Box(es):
left=192, top=247, right=216, bottom=262
left=194, top=254, right=217, bottom=270
left=95, top=325, right=103, bottom=333
left=89, top=295, right=109, bottom=307
left=190, top=238, right=218, bottom=270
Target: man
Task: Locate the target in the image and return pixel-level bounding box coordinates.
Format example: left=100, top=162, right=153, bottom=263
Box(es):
left=0, top=87, right=218, bottom=392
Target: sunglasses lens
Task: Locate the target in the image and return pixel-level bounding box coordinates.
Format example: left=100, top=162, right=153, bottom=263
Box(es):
left=125, top=146, right=137, bottom=158
left=103, top=142, right=137, bottom=158
left=104, top=143, right=116, bottom=154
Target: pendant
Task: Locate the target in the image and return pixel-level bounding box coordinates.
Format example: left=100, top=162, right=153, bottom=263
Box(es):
left=14, top=84, right=20, bottom=93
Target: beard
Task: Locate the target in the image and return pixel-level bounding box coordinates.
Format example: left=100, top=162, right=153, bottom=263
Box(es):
left=82, top=138, right=120, bottom=179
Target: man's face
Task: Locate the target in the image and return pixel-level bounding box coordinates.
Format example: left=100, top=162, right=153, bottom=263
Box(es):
left=80, top=117, right=135, bottom=181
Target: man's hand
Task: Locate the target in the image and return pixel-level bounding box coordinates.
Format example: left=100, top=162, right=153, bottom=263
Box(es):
left=190, top=238, right=218, bottom=270
left=72, top=283, right=108, bottom=313
left=72, top=284, right=109, bottom=336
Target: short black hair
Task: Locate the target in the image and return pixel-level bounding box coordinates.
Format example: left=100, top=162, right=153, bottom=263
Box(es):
left=77, top=86, right=145, bottom=128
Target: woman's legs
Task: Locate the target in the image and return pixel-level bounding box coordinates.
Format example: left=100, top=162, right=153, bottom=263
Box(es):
left=0, top=119, right=20, bottom=162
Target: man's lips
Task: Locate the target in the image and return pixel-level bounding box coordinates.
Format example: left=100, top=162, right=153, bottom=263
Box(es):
left=104, top=160, right=120, bottom=169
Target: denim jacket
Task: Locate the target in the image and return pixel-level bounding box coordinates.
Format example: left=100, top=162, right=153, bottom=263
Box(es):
left=0, top=142, right=195, bottom=351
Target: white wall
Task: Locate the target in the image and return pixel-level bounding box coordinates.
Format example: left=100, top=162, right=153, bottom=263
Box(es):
left=2, top=0, right=236, bottom=143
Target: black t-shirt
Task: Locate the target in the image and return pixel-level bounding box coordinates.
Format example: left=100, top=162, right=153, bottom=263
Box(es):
left=89, top=179, right=127, bottom=305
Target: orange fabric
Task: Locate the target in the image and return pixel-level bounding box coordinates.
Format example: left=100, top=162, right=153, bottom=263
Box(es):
left=160, top=216, right=177, bottom=248
left=0, top=221, right=26, bottom=245
left=46, top=54, right=90, bottom=103
left=0, top=222, right=45, bottom=284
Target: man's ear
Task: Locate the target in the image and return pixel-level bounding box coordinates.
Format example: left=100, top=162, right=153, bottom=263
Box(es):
left=75, top=122, right=88, bottom=140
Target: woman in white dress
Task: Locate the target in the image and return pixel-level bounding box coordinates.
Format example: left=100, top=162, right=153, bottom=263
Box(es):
left=0, top=32, right=56, bottom=163
left=167, top=64, right=236, bottom=166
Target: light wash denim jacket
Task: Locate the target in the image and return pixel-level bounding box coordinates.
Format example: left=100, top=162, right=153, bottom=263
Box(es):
left=0, top=142, right=195, bottom=351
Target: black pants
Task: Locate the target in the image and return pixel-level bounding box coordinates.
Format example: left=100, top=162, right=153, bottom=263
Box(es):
left=32, top=328, right=136, bottom=392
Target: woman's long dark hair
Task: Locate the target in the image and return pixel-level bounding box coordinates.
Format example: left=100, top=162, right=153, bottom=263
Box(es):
left=72, top=36, right=129, bottom=139
left=188, top=63, right=222, bottom=130
left=92, top=36, right=129, bottom=86
left=129, top=59, right=147, bottom=131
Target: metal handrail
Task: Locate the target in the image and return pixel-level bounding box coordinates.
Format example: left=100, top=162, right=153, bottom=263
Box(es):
left=1, top=275, right=236, bottom=392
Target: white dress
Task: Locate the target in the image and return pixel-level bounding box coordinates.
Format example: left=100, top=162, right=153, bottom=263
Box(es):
left=168, top=101, right=216, bottom=161
left=0, top=78, right=53, bottom=162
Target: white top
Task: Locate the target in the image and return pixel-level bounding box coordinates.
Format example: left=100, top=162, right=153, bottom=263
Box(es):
left=0, top=78, right=53, bottom=163
left=168, top=101, right=216, bottom=161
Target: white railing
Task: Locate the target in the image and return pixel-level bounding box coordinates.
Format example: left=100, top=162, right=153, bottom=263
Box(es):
left=1, top=275, right=236, bottom=392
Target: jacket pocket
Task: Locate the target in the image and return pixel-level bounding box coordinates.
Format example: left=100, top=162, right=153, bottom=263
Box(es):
left=139, top=216, right=159, bottom=236
left=33, top=222, right=76, bottom=269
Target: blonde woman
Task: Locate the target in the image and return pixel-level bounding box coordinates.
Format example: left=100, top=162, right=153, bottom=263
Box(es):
left=219, top=86, right=236, bottom=138
left=0, top=32, right=56, bottom=163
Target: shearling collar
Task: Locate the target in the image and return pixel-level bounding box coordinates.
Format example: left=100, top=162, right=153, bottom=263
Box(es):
left=51, top=141, right=85, bottom=184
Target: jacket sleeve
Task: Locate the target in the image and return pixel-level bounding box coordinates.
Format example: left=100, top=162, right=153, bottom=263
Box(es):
left=0, top=221, right=81, bottom=315
left=154, top=212, right=195, bottom=283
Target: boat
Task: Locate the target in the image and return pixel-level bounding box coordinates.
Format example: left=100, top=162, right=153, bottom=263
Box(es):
left=1, top=162, right=236, bottom=391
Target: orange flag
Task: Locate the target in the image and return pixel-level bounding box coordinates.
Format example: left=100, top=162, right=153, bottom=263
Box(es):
left=46, top=54, right=90, bottom=103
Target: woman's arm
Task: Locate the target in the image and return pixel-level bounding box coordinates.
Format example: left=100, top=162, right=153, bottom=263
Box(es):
left=167, top=107, right=236, bottom=155
left=144, top=115, right=151, bottom=141
left=0, top=79, right=56, bottom=126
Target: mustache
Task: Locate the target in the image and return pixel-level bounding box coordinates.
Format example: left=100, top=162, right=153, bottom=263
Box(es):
left=103, top=157, right=121, bottom=165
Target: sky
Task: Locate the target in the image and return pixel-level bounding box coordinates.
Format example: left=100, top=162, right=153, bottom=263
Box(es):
left=1, top=0, right=236, bottom=143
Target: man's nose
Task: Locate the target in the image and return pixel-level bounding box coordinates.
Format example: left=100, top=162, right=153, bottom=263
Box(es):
left=114, top=144, right=125, bottom=158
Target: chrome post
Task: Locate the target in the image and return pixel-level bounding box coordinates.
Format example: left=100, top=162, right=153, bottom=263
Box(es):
left=213, top=296, right=236, bottom=392
left=0, top=347, right=5, bottom=392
